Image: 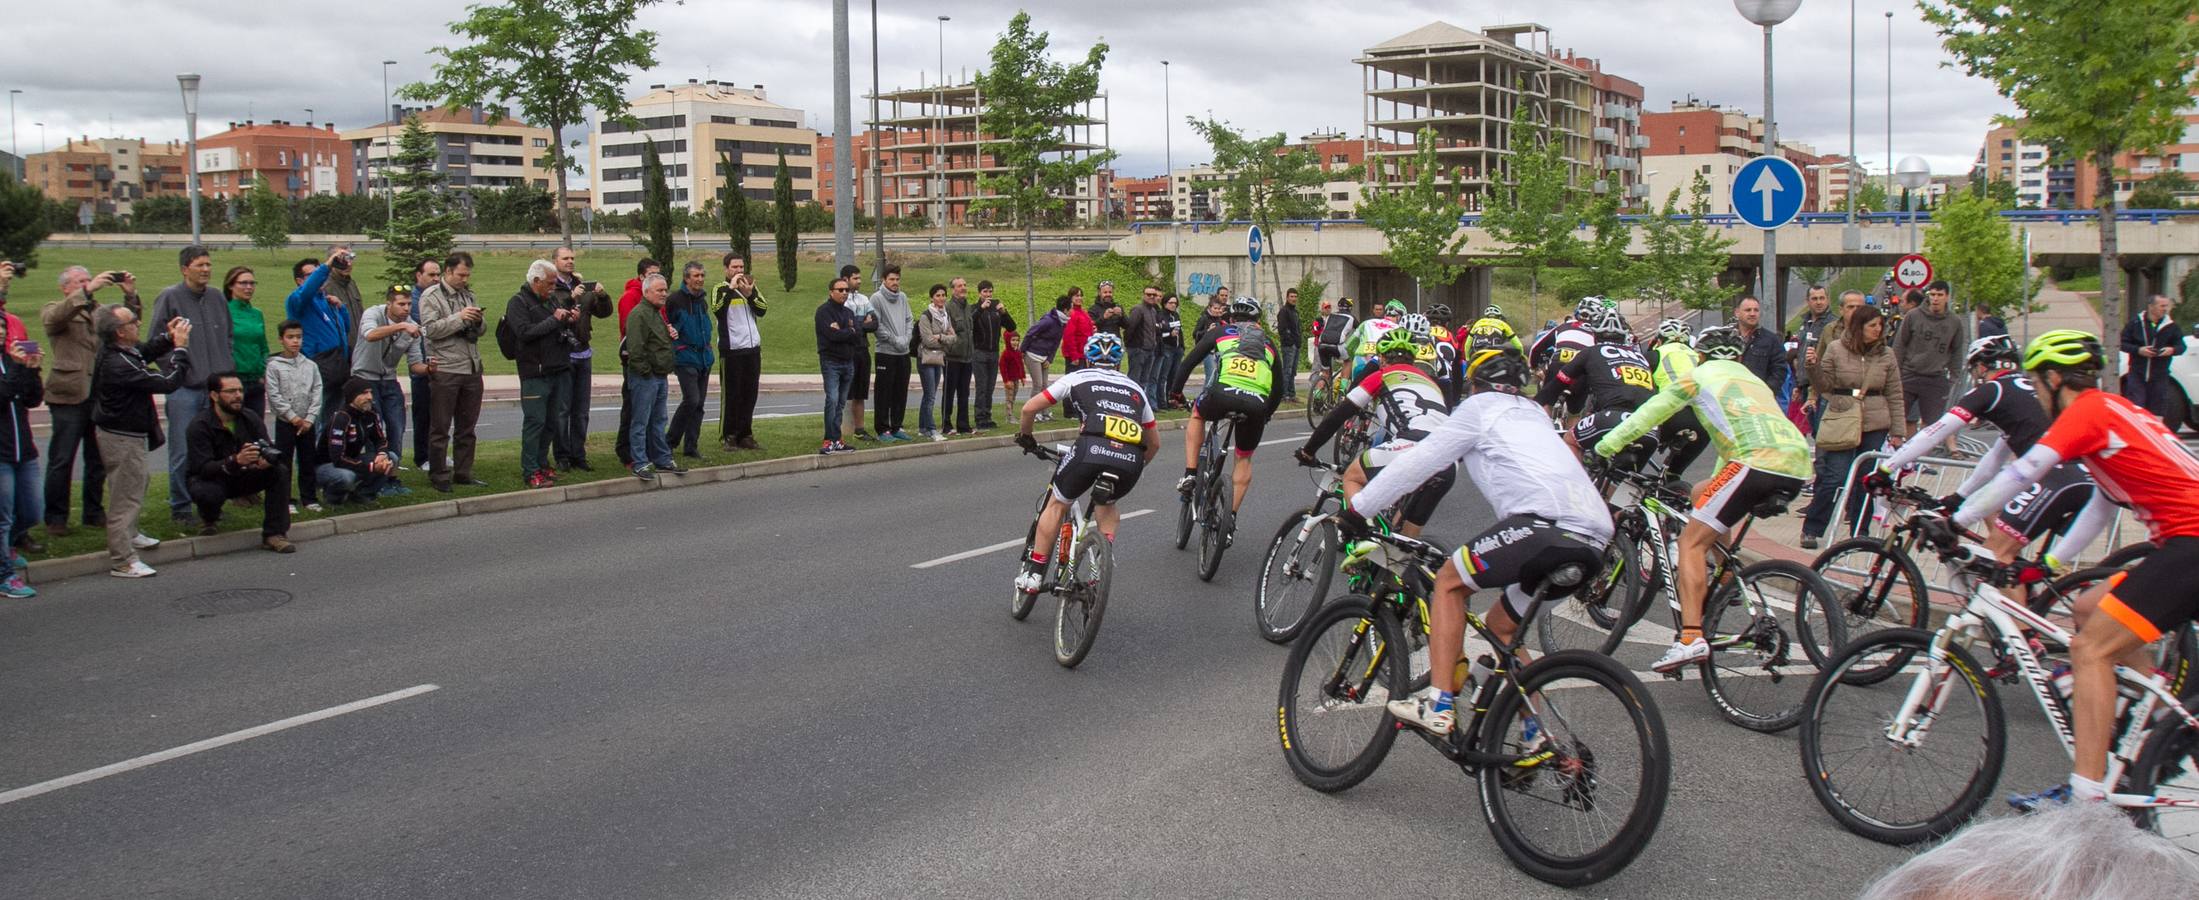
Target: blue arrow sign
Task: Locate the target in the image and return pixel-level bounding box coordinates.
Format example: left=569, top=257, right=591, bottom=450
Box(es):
left=1247, top=225, right=1264, bottom=264
left=1731, top=155, right=1807, bottom=230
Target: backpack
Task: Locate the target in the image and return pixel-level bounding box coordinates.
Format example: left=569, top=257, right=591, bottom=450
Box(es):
left=494, top=314, right=519, bottom=360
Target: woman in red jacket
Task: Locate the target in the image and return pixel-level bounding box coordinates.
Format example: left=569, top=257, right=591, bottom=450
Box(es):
left=1061, top=286, right=1096, bottom=372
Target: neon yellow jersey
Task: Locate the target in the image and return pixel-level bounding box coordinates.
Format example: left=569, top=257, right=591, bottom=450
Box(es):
left=1468, top=317, right=1524, bottom=353
left=1215, top=330, right=1278, bottom=396
left=1653, top=342, right=1698, bottom=391
left=1597, top=358, right=1811, bottom=480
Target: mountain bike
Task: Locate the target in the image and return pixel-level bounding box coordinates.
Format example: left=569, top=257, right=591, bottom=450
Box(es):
left=1800, top=518, right=2199, bottom=850
left=1276, top=526, right=1671, bottom=887
left=1254, top=461, right=1346, bottom=644
left=1012, top=443, right=1117, bottom=668
left=1329, top=406, right=1373, bottom=469
left=1178, top=411, right=1244, bottom=582
left=1304, top=361, right=1347, bottom=427
left=1531, top=453, right=1664, bottom=658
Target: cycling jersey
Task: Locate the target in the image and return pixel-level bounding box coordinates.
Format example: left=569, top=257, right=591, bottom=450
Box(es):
left=1170, top=324, right=1285, bottom=404
left=1349, top=317, right=1402, bottom=358
left=1652, top=341, right=1698, bottom=391
left=1352, top=390, right=1614, bottom=546
left=1346, top=364, right=1448, bottom=461
left=1039, top=367, right=1157, bottom=504
left=1535, top=342, right=1655, bottom=413
left=1528, top=321, right=1592, bottom=369
left=1960, top=389, right=2199, bottom=542
left=1595, top=358, right=1812, bottom=481
left=1467, top=317, right=1520, bottom=353
left=1314, top=312, right=1357, bottom=349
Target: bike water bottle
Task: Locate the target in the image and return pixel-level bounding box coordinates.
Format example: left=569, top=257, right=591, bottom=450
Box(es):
left=2049, top=662, right=2074, bottom=705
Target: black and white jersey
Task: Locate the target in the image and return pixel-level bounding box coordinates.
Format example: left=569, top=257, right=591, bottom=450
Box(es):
left=1535, top=342, right=1656, bottom=413
left=1041, top=367, right=1157, bottom=448
left=1949, top=370, right=2051, bottom=454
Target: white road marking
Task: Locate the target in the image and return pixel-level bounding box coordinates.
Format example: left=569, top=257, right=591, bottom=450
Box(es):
left=910, top=509, right=1155, bottom=569
left=0, top=684, right=441, bottom=807
left=1258, top=431, right=1314, bottom=447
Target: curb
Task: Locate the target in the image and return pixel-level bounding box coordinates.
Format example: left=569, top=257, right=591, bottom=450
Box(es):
left=30, top=419, right=1189, bottom=585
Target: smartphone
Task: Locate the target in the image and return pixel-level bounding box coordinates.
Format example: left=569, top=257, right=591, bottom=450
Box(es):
left=11, top=340, right=37, bottom=356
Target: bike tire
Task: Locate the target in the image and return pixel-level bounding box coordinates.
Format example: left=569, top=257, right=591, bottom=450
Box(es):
left=1011, top=498, right=1043, bottom=621
left=1602, top=511, right=1662, bottom=647
left=1197, top=457, right=1229, bottom=583
left=2124, top=697, right=2199, bottom=853
left=1055, top=530, right=1111, bottom=668
left=1799, top=628, right=2005, bottom=845
left=1535, top=531, right=1639, bottom=658
left=1277, top=596, right=1409, bottom=792
left=2100, top=541, right=2156, bottom=570
left=1811, top=537, right=1930, bottom=685
left=1700, top=559, right=1844, bottom=734
left=1256, top=508, right=1339, bottom=644
left=1477, top=650, right=1672, bottom=887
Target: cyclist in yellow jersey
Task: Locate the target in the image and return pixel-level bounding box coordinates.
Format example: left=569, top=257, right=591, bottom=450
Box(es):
left=1170, top=297, right=1286, bottom=515
left=1649, top=317, right=1711, bottom=476
left=1594, top=326, right=1811, bottom=672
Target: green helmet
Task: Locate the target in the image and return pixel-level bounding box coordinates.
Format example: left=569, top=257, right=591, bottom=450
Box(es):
left=2023, top=329, right=2104, bottom=372
left=1383, top=299, right=1408, bottom=316
left=1373, top=326, right=1418, bottom=360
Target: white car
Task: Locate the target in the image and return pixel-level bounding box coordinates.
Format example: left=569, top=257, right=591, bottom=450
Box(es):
left=2163, top=330, right=2199, bottom=433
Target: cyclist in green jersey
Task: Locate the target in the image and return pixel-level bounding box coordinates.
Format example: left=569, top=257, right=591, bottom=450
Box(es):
left=1649, top=317, right=1711, bottom=476
left=1170, top=297, right=1286, bottom=515
left=1594, top=326, right=1812, bottom=672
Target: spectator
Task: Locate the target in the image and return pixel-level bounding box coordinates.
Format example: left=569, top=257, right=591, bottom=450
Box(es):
left=714, top=254, right=769, bottom=451
left=1124, top=285, right=1165, bottom=408
left=666, top=261, right=715, bottom=458
left=942, top=277, right=974, bottom=435
left=1276, top=288, right=1303, bottom=402
left=407, top=258, right=441, bottom=465
left=1892, top=279, right=1967, bottom=451
left=916, top=284, right=954, bottom=441
left=265, top=320, right=324, bottom=513
left=183, top=372, right=293, bottom=552
left=1061, top=286, right=1095, bottom=372
left=2121, top=293, right=2184, bottom=428
left=92, top=305, right=186, bottom=577
left=1195, top=294, right=1229, bottom=386
left=968, top=279, right=1012, bottom=431
left=1789, top=285, right=1835, bottom=429
left=1798, top=304, right=1906, bottom=548
left=324, top=249, right=366, bottom=337
left=1021, top=296, right=1069, bottom=414
left=151, top=245, right=236, bottom=526
left=836, top=264, right=875, bottom=442
left=1159, top=294, right=1187, bottom=409
left=623, top=273, right=683, bottom=481
left=317, top=377, right=396, bottom=505
left=1975, top=302, right=2009, bottom=340
left=351, top=284, right=428, bottom=478
left=222, top=266, right=268, bottom=422
left=40, top=266, right=138, bottom=537
left=282, top=248, right=352, bottom=426
left=1092, top=280, right=1125, bottom=336
left=0, top=335, right=43, bottom=596
left=417, top=251, right=489, bottom=493
left=1731, top=296, right=1789, bottom=403
left=549, top=246, right=612, bottom=473
left=1811, top=290, right=1869, bottom=360
left=613, top=258, right=662, bottom=467
left=870, top=264, right=915, bottom=442
left=999, top=322, right=1027, bottom=412
left=509, top=259, right=580, bottom=488
left=1858, top=798, right=2199, bottom=900
left=816, top=277, right=863, bottom=455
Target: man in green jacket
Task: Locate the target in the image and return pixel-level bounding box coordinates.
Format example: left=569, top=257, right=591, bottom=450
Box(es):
left=623, top=274, right=682, bottom=481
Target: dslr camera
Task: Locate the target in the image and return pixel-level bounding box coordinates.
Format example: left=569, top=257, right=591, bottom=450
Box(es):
left=250, top=439, right=285, bottom=460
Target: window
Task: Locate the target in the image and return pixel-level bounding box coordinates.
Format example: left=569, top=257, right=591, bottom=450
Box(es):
left=748, top=118, right=797, bottom=129
left=533, top=137, right=549, bottom=147
left=711, top=138, right=809, bottom=157
left=600, top=140, right=687, bottom=157
left=601, top=114, right=686, bottom=133
left=1330, top=191, right=1349, bottom=201
left=1331, top=153, right=1349, bottom=165
left=1677, top=126, right=1686, bottom=136
left=1700, top=164, right=1712, bottom=174
left=2001, top=138, right=2014, bottom=147
left=447, top=154, right=469, bottom=166
left=117, top=164, right=129, bottom=171
left=534, top=179, right=549, bottom=189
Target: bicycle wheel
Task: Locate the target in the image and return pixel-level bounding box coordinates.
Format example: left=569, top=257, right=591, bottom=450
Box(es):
left=2126, top=702, right=2199, bottom=855
left=1055, top=528, right=1111, bottom=668
left=1331, top=417, right=1367, bottom=469
left=1700, top=560, right=1844, bottom=734
left=1811, top=537, right=1930, bottom=685
left=1535, top=530, right=1639, bottom=658
left=1277, top=596, right=1409, bottom=792
left=1197, top=456, right=1229, bottom=583
left=2100, top=541, right=2156, bottom=570
left=1011, top=492, right=1048, bottom=621
left=1175, top=488, right=1195, bottom=549
left=2033, top=567, right=2199, bottom=699
left=1304, top=376, right=1330, bottom=427
left=1257, top=508, right=1339, bottom=644
left=1599, top=511, right=1663, bottom=649
left=1800, top=628, right=2005, bottom=845
left=1477, top=649, right=1672, bottom=887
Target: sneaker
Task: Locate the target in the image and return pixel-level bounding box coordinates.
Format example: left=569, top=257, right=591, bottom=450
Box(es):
left=831, top=441, right=854, bottom=454
left=1798, top=482, right=1815, bottom=496
left=131, top=533, right=161, bottom=550
left=7, top=551, right=23, bottom=570
left=1800, top=534, right=1821, bottom=550
left=2007, top=783, right=2075, bottom=813
left=819, top=440, right=835, bottom=456
left=1, top=575, right=35, bottom=599
left=197, top=524, right=221, bottom=537
left=525, top=472, right=547, bottom=489
left=891, top=430, right=913, bottom=442
left=632, top=464, right=658, bottom=482
left=287, top=503, right=299, bottom=516
left=1386, top=685, right=1457, bottom=735
left=853, top=429, right=877, bottom=442
left=1014, top=563, right=1046, bottom=593
left=305, top=503, right=325, bottom=513
left=737, top=436, right=763, bottom=451
left=659, top=461, right=688, bottom=474
left=110, top=560, right=157, bottom=578
left=379, top=484, right=413, bottom=497
left=261, top=535, right=296, bottom=554
left=1651, top=638, right=1711, bottom=674
left=15, top=535, right=45, bottom=554
left=1176, top=474, right=1196, bottom=495
left=931, top=432, right=947, bottom=443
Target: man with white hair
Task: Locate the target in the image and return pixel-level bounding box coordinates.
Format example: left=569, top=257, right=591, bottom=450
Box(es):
left=41, top=265, right=140, bottom=535
left=1859, top=801, right=2199, bottom=900
left=506, top=258, right=582, bottom=488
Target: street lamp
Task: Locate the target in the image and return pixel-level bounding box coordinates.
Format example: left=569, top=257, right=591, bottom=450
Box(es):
left=304, top=107, right=316, bottom=199
left=1733, top=0, right=1803, bottom=324
left=382, top=60, right=396, bottom=221
left=1895, top=155, right=1930, bottom=253
left=936, top=14, right=950, bottom=251
left=179, top=73, right=202, bottom=244
left=1163, top=59, right=1177, bottom=295
left=7, top=89, right=19, bottom=180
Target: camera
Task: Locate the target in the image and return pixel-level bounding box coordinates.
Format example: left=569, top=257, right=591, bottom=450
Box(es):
left=1, top=261, right=22, bottom=276
left=333, top=250, right=354, bottom=269
left=250, top=439, right=284, bottom=460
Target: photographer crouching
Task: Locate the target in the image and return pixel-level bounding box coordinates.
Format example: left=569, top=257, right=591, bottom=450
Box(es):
left=184, top=372, right=294, bottom=552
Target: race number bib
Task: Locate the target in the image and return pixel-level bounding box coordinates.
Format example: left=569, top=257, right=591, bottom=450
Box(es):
left=1617, top=365, right=1654, bottom=389
left=1223, top=356, right=1260, bottom=379
left=1102, top=414, right=1145, bottom=444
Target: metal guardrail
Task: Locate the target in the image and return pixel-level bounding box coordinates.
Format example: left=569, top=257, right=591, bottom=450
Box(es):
left=1125, top=208, right=2199, bottom=235
left=38, top=232, right=1125, bottom=253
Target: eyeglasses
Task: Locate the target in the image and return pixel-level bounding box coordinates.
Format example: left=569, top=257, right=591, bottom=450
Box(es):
left=830, top=287, right=850, bottom=293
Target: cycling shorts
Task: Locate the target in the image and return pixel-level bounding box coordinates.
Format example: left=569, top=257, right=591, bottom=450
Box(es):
left=1692, top=462, right=1806, bottom=534
left=1992, top=462, right=2094, bottom=544
left=1570, top=408, right=1634, bottom=449
left=1194, top=387, right=1270, bottom=454
left=1451, top=514, right=1608, bottom=617
left=1316, top=345, right=1346, bottom=368
left=2098, top=535, right=2199, bottom=643
left=1051, top=437, right=1144, bottom=505
left=1358, top=457, right=1455, bottom=527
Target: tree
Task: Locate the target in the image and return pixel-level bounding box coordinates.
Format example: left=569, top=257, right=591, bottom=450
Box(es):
left=403, top=0, right=662, bottom=246
left=1556, top=189, right=1638, bottom=303
left=128, top=195, right=194, bottom=233
left=773, top=150, right=798, bottom=292
left=1479, top=94, right=1579, bottom=301
left=1189, top=116, right=1357, bottom=307
left=2128, top=171, right=2193, bottom=211
left=368, top=115, right=461, bottom=286
left=1970, top=176, right=2022, bottom=208
left=634, top=137, right=675, bottom=265
left=1291, top=270, right=1328, bottom=333
left=240, top=175, right=291, bottom=251
left=1358, top=129, right=1471, bottom=310
left=1850, top=179, right=1890, bottom=215
left=720, top=151, right=753, bottom=272
left=0, top=172, right=54, bottom=267
left=970, top=11, right=1112, bottom=323
left=472, top=183, right=557, bottom=233
left=1638, top=172, right=1740, bottom=316
left=1926, top=190, right=2038, bottom=318
left=1920, top=0, right=2199, bottom=383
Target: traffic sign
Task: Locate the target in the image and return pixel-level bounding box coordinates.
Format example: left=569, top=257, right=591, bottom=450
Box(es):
left=1892, top=254, right=1933, bottom=290
left=1731, top=155, right=1807, bottom=230
left=1246, top=225, right=1263, bottom=264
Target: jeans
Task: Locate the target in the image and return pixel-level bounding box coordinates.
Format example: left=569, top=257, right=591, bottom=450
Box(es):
left=1902, top=373, right=1952, bottom=428
left=0, top=459, right=42, bottom=577
left=555, top=355, right=593, bottom=467
left=721, top=347, right=762, bottom=441
left=944, top=360, right=972, bottom=432
left=669, top=365, right=709, bottom=454
left=918, top=363, right=943, bottom=433
left=972, top=352, right=999, bottom=428
left=410, top=374, right=434, bottom=463
left=427, top=372, right=484, bottom=485
left=874, top=351, right=911, bottom=434
left=43, top=401, right=104, bottom=527
left=316, top=463, right=389, bottom=503
left=626, top=374, right=672, bottom=468
left=519, top=371, right=570, bottom=477
left=1127, top=347, right=1158, bottom=407
left=822, top=357, right=855, bottom=442
left=187, top=463, right=291, bottom=538
left=1801, top=430, right=1888, bottom=538
left=274, top=419, right=319, bottom=504
left=2125, top=374, right=2178, bottom=428
left=368, top=379, right=407, bottom=466
left=163, top=386, right=208, bottom=519
left=1277, top=343, right=1300, bottom=399
left=241, top=378, right=266, bottom=427
left=1156, top=350, right=1181, bottom=406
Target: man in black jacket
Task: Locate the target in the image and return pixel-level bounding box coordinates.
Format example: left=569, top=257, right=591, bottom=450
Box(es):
left=184, top=372, right=293, bottom=552
left=1124, top=285, right=1165, bottom=412
left=1276, top=289, right=1303, bottom=402
left=2121, top=293, right=2185, bottom=427
left=91, top=304, right=191, bottom=577
left=968, top=280, right=1013, bottom=431
left=816, top=278, right=864, bottom=454
left=508, top=260, right=580, bottom=487
left=549, top=246, right=612, bottom=472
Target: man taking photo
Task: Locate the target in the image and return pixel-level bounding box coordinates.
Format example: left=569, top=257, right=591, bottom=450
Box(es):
left=184, top=372, right=294, bottom=552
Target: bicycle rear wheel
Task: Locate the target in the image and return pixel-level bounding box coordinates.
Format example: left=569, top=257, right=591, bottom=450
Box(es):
left=1257, top=508, right=1339, bottom=644
left=1477, top=650, right=1672, bottom=887
left=1811, top=537, right=1930, bottom=684
left=1800, top=628, right=2005, bottom=845
left=1535, top=531, right=1639, bottom=657
left=1700, top=560, right=1843, bottom=734
left=1277, top=596, right=1408, bottom=792
left=2126, top=702, right=2199, bottom=855
left=1197, top=454, right=1230, bottom=583
left=1055, top=528, right=1111, bottom=668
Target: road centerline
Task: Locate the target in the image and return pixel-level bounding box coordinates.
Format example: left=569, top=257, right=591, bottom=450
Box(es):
left=910, top=509, right=1155, bottom=569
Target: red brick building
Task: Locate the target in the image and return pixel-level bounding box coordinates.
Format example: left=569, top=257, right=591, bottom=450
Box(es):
left=194, top=120, right=355, bottom=201
left=1114, top=176, right=1170, bottom=221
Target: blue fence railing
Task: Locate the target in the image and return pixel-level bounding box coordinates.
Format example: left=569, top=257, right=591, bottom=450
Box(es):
left=1123, top=208, right=2199, bottom=235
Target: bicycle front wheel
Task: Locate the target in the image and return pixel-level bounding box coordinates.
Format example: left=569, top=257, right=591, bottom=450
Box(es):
left=1477, top=650, right=1672, bottom=887
left=1799, top=628, right=2005, bottom=845
left=1055, top=529, right=1111, bottom=668
left=1700, top=559, right=1844, bottom=734
left=2127, top=702, right=2199, bottom=855
left=1257, top=508, right=1339, bottom=644
left=1174, top=485, right=1195, bottom=550
left=1278, top=596, right=1409, bottom=792
left=1535, top=531, right=1640, bottom=657
left=1811, top=537, right=1929, bottom=684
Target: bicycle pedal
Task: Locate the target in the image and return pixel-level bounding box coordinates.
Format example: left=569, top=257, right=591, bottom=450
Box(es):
left=1662, top=669, right=1685, bottom=682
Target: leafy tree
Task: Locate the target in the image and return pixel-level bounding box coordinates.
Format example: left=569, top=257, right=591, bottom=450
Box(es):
left=1970, top=177, right=2022, bottom=208
left=1358, top=129, right=1470, bottom=309
left=296, top=193, right=387, bottom=234
left=1188, top=116, right=1355, bottom=305
left=0, top=172, right=54, bottom=266
left=1925, top=190, right=2038, bottom=318
left=1638, top=172, right=1740, bottom=316
left=1556, top=188, right=1638, bottom=303
left=2128, top=171, right=2193, bottom=211
left=368, top=115, right=460, bottom=286
left=1850, top=179, right=1890, bottom=215
left=472, top=183, right=557, bottom=233
left=1479, top=94, right=1579, bottom=301
left=719, top=151, right=753, bottom=271
left=970, top=11, right=1112, bottom=323
left=773, top=150, right=798, bottom=291
left=128, top=195, right=194, bottom=233
left=1920, top=0, right=2199, bottom=381
left=403, top=0, right=662, bottom=246
left=634, top=137, right=675, bottom=265
left=240, top=175, right=291, bottom=251
left=1291, top=270, right=1328, bottom=333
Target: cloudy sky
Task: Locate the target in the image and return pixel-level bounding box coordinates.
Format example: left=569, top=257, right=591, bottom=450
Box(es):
left=3, top=0, right=2011, bottom=185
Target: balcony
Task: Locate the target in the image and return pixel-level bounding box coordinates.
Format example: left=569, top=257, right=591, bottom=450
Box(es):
left=1628, top=135, right=1650, bottom=150
left=1593, top=126, right=1617, bottom=143
left=93, top=166, right=113, bottom=182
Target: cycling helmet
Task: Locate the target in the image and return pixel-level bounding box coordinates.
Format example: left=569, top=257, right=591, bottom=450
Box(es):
left=2023, top=329, right=2105, bottom=372
left=1656, top=317, right=1691, bottom=343
left=1400, top=313, right=1432, bottom=340
left=1465, top=347, right=1530, bottom=392
left=1082, top=332, right=1125, bottom=368
left=1572, top=297, right=1606, bottom=322
left=1383, top=299, right=1408, bottom=317
left=1694, top=326, right=1746, bottom=361
left=1372, top=326, right=1418, bottom=361
left=1483, top=305, right=1504, bottom=319
left=1228, top=297, right=1262, bottom=321
left=1427, top=303, right=1452, bottom=320
left=1468, top=329, right=1514, bottom=354
left=1589, top=307, right=1629, bottom=341
left=1964, top=334, right=2020, bottom=370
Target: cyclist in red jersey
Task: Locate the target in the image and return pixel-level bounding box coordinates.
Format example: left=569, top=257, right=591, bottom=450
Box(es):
left=1946, top=330, right=2199, bottom=810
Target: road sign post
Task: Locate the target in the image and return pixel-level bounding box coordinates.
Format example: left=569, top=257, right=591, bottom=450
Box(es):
left=1247, top=225, right=1263, bottom=312
left=1732, top=155, right=1806, bottom=325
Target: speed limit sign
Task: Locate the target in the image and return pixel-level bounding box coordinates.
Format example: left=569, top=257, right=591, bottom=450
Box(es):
left=1892, top=254, right=1933, bottom=290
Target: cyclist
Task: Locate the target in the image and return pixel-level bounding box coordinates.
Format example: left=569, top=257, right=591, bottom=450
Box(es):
left=1467, top=306, right=1523, bottom=354
left=1171, top=297, right=1286, bottom=518
left=1310, top=298, right=1358, bottom=389
left=1013, top=333, right=1159, bottom=593
left=1938, top=330, right=2199, bottom=810
left=1294, top=326, right=1455, bottom=538
left=1871, top=334, right=2115, bottom=568
left=1527, top=296, right=1606, bottom=372
left=1336, top=344, right=1613, bottom=735
left=1535, top=307, right=1655, bottom=458
left=1348, top=300, right=1409, bottom=380
left=1649, top=317, right=1712, bottom=477
left=1592, top=326, right=1813, bottom=673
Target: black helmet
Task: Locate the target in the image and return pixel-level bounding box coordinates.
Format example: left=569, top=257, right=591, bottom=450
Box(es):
left=1228, top=297, right=1262, bottom=321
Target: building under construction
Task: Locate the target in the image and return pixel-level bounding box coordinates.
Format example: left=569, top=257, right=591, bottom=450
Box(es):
left=864, top=81, right=1110, bottom=225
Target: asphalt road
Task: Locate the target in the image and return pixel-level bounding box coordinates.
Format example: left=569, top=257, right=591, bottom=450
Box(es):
left=0, top=427, right=2084, bottom=899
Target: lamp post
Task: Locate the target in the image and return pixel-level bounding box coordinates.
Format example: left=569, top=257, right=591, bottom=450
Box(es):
left=179, top=74, right=202, bottom=244
left=1734, top=0, right=1802, bottom=326
left=7, top=89, right=19, bottom=180
left=1844, top=0, right=1860, bottom=250
left=936, top=14, right=950, bottom=252
left=832, top=0, right=855, bottom=268
left=1895, top=155, right=1930, bottom=253
left=34, top=122, right=43, bottom=154
left=1885, top=11, right=1894, bottom=207
left=304, top=107, right=315, bottom=199
left=1163, top=59, right=1176, bottom=296
left=868, top=0, right=885, bottom=271
left=381, top=60, right=396, bottom=221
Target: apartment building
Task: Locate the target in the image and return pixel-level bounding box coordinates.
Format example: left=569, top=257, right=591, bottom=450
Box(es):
left=341, top=105, right=555, bottom=196
left=863, top=81, right=1109, bottom=225
left=194, top=120, right=353, bottom=201
left=24, top=137, right=189, bottom=217
left=586, top=80, right=819, bottom=215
